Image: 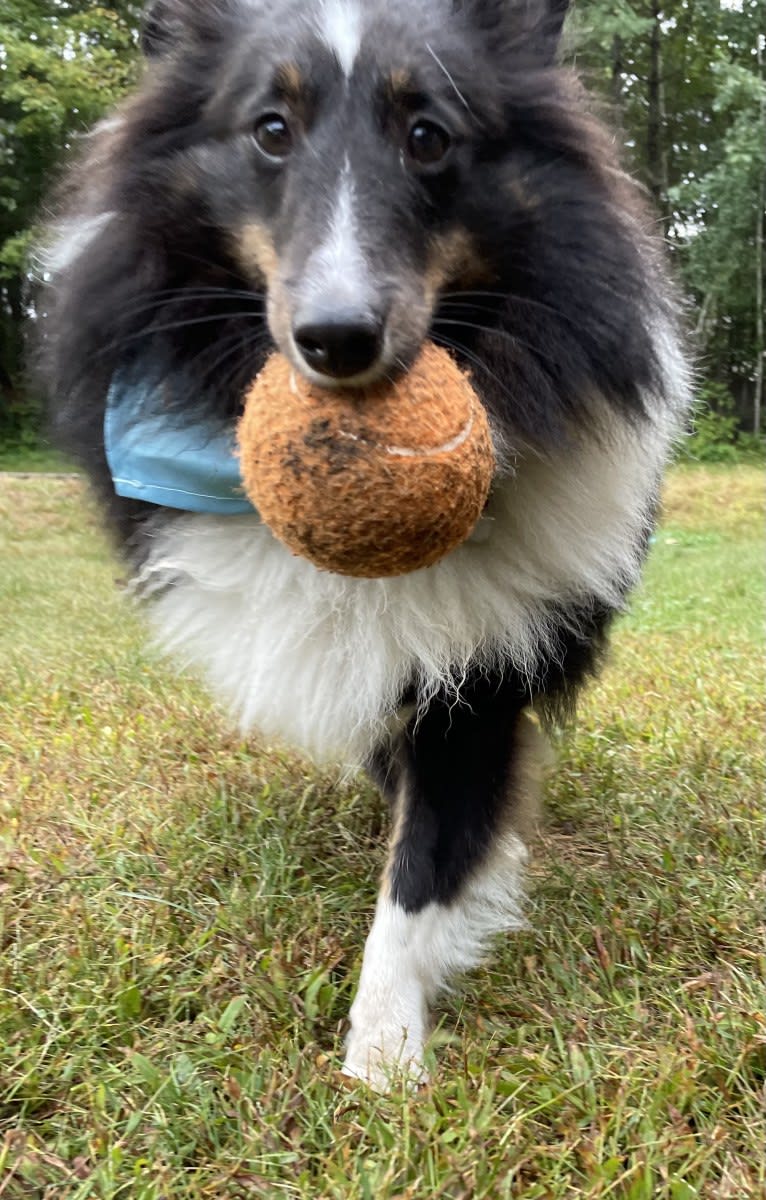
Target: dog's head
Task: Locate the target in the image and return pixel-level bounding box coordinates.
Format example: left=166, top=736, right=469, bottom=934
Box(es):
left=43, top=0, right=670, bottom=472
left=127, top=0, right=572, bottom=387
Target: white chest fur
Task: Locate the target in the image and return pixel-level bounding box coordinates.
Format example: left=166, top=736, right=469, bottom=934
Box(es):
left=135, top=402, right=678, bottom=765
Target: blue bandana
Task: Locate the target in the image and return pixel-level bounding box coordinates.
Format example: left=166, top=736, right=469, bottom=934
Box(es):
left=104, top=371, right=256, bottom=514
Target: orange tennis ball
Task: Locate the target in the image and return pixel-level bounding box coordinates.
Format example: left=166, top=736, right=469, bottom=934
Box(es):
left=236, top=342, right=495, bottom=578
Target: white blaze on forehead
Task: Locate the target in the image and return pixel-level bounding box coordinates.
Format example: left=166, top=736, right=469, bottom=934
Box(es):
left=318, top=0, right=364, bottom=76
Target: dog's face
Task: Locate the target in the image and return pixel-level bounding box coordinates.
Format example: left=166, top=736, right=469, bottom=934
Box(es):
left=137, top=0, right=566, bottom=388
left=222, top=0, right=490, bottom=387
left=48, top=0, right=661, bottom=464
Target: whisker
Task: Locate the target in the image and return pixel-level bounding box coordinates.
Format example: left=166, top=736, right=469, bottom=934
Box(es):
left=425, top=43, right=473, bottom=116
left=432, top=317, right=560, bottom=367
left=213, top=340, right=273, bottom=402
left=173, top=248, right=254, bottom=284
left=429, top=331, right=517, bottom=407
left=439, top=290, right=575, bottom=325
left=97, top=311, right=267, bottom=358
left=128, top=286, right=266, bottom=302
left=199, top=330, right=272, bottom=390
left=117, top=290, right=266, bottom=322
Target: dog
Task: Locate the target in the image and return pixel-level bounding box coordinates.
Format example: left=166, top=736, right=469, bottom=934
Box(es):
left=35, top=0, right=690, bottom=1088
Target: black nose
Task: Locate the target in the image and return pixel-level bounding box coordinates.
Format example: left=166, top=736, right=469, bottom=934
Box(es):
left=293, top=312, right=383, bottom=380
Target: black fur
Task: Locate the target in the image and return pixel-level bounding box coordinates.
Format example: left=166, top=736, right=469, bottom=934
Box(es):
left=369, top=596, right=615, bottom=912
left=384, top=675, right=532, bottom=911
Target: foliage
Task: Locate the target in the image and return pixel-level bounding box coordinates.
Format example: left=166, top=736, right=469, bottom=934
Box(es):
left=567, top=0, right=765, bottom=430
left=676, top=382, right=766, bottom=463
left=671, top=56, right=766, bottom=407
left=1, top=0, right=764, bottom=441
left=0, top=1, right=142, bottom=417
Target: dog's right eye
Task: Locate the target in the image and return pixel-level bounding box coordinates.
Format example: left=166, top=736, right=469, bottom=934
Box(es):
left=407, top=119, right=451, bottom=169
left=253, top=113, right=293, bottom=161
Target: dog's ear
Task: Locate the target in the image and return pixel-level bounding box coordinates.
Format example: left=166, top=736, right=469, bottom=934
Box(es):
left=140, top=0, right=181, bottom=57
left=524, top=0, right=572, bottom=54
left=458, top=0, right=571, bottom=61
left=545, top=0, right=571, bottom=42
left=140, top=0, right=240, bottom=58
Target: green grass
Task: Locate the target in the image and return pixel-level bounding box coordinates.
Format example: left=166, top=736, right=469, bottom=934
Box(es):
left=0, top=442, right=78, bottom=474
left=1, top=465, right=763, bottom=1199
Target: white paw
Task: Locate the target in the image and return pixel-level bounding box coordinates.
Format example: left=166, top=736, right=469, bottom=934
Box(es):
left=340, top=899, right=434, bottom=1090
left=341, top=982, right=429, bottom=1091
left=342, top=1019, right=428, bottom=1092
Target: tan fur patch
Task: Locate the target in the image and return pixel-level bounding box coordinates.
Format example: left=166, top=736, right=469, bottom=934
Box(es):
left=276, top=62, right=304, bottom=103
left=425, top=228, right=494, bottom=299
left=236, top=223, right=279, bottom=286
left=507, top=710, right=552, bottom=841
left=264, top=281, right=292, bottom=361
left=381, top=781, right=407, bottom=899
left=387, top=68, right=414, bottom=100
left=507, top=178, right=541, bottom=213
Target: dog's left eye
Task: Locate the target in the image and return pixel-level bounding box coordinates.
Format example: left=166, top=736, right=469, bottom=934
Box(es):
left=407, top=120, right=451, bottom=167
left=253, top=113, right=293, bottom=161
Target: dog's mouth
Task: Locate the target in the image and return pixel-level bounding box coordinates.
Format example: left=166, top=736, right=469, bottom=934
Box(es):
left=234, top=220, right=480, bottom=391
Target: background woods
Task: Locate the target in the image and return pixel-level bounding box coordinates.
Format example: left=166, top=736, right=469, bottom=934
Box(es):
left=570, top=0, right=765, bottom=440
left=0, top=0, right=764, bottom=450
left=0, top=1, right=142, bottom=445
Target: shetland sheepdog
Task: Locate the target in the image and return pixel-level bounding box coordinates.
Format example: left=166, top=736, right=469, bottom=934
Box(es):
left=36, top=0, right=690, bottom=1087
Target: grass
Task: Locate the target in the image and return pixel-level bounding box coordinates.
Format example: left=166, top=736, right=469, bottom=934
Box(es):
left=0, top=441, right=78, bottom=474
left=0, top=464, right=763, bottom=1199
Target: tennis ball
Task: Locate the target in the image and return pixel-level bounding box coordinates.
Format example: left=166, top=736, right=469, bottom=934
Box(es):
left=237, top=342, right=495, bottom=578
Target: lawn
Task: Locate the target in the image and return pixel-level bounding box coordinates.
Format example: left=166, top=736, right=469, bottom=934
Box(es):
left=0, top=465, right=763, bottom=1199
left=0, top=443, right=77, bottom=474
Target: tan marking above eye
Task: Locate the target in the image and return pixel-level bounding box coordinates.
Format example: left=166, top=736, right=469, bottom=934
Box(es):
left=275, top=62, right=304, bottom=104
left=507, top=179, right=541, bottom=212
left=388, top=67, right=413, bottom=98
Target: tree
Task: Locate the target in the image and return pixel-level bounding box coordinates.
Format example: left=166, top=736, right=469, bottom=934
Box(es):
left=1, top=0, right=763, bottom=441
left=0, top=1, right=141, bottom=436
left=571, top=0, right=766, bottom=434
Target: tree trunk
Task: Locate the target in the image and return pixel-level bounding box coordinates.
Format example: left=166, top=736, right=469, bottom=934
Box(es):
left=647, top=0, right=668, bottom=228
left=0, top=277, right=27, bottom=437
left=754, top=31, right=765, bottom=436
left=611, top=33, right=623, bottom=111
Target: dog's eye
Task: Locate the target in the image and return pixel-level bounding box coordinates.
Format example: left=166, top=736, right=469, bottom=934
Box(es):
left=407, top=120, right=451, bottom=167
left=253, top=113, right=293, bottom=161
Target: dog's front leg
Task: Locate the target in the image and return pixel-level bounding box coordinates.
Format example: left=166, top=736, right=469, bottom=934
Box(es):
left=343, top=677, right=545, bottom=1090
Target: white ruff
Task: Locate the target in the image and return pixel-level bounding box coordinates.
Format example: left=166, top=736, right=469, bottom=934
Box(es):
left=136, top=396, right=682, bottom=765
left=342, top=833, right=528, bottom=1088
left=35, top=213, right=114, bottom=279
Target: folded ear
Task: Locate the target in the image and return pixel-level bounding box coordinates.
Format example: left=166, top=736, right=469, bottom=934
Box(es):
left=140, top=0, right=181, bottom=56
left=545, top=0, right=571, bottom=42
left=521, top=0, right=572, bottom=53
left=458, top=0, right=571, bottom=61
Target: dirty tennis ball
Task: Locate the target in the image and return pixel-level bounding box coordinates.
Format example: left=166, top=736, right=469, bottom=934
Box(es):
left=236, top=342, right=495, bottom=578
